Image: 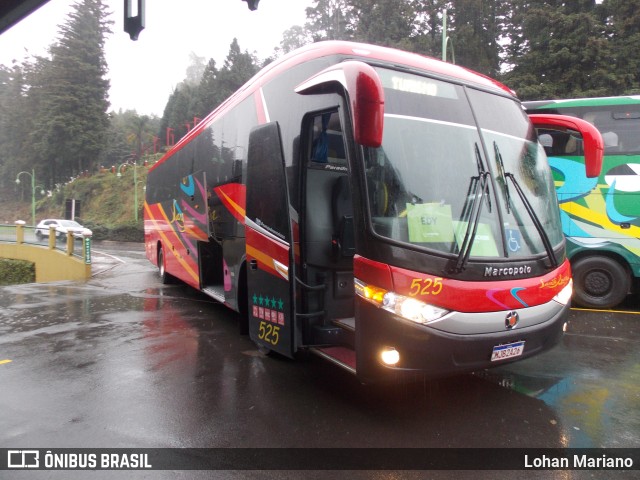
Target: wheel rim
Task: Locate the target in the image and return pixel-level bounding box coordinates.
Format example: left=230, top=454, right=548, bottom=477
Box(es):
left=583, top=269, right=612, bottom=297
left=159, top=249, right=165, bottom=277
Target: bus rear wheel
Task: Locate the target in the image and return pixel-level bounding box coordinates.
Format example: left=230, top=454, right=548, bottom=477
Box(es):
left=158, top=245, right=174, bottom=285
left=571, top=256, right=630, bottom=309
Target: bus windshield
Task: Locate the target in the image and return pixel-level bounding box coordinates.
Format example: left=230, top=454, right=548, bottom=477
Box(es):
left=364, top=68, right=563, bottom=260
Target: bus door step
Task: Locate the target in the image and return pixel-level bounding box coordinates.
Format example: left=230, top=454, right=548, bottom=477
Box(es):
left=202, top=285, right=225, bottom=302
left=332, top=317, right=355, bottom=331
left=310, top=346, right=356, bottom=375
left=311, top=322, right=354, bottom=347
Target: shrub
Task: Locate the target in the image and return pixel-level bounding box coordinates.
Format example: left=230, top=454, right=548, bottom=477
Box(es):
left=109, top=224, right=144, bottom=242
left=0, top=259, right=35, bottom=285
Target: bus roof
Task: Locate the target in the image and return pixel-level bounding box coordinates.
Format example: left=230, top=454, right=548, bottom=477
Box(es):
left=524, top=95, right=640, bottom=110
left=251, top=41, right=514, bottom=94
left=151, top=41, right=516, bottom=172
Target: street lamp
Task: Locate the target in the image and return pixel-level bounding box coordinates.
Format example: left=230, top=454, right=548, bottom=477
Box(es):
left=441, top=8, right=455, bottom=64
left=15, top=169, right=45, bottom=227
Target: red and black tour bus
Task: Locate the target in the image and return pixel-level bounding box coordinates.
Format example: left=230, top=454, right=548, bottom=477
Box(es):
left=144, top=41, right=603, bottom=382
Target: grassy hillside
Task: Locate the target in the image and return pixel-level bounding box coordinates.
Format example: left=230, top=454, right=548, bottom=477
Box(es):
left=5, top=159, right=157, bottom=242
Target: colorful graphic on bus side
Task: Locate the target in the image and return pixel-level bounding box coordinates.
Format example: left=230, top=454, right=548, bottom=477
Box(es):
left=525, top=96, right=640, bottom=309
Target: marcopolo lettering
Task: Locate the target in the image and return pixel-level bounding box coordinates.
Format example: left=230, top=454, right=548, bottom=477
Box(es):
left=484, top=265, right=532, bottom=278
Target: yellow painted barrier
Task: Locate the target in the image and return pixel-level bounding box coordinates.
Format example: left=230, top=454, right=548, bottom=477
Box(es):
left=0, top=223, right=91, bottom=282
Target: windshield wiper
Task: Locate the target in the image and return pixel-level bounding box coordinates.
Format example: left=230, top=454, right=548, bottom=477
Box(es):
left=493, top=143, right=558, bottom=268
left=493, top=141, right=511, bottom=214
left=452, top=144, right=492, bottom=273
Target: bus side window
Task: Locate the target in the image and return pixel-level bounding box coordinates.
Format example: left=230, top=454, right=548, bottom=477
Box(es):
left=310, top=111, right=346, bottom=166
left=539, top=130, right=584, bottom=157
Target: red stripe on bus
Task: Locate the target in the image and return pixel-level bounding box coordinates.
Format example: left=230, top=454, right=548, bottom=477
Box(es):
left=213, top=183, right=246, bottom=224
left=246, top=226, right=289, bottom=279
left=355, top=255, right=572, bottom=313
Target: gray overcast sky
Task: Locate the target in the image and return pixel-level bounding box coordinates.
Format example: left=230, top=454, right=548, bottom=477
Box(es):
left=0, top=0, right=313, bottom=115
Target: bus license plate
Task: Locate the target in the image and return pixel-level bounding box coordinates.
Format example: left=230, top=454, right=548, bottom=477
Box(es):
left=491, top=341, right=525, bottom=362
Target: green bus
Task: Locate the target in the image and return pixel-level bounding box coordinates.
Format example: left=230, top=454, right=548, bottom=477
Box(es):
left=524, top=96, right=640, bottom=309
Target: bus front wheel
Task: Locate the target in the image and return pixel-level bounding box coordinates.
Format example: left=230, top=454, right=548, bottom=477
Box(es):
left=571, top=256, right=630, bottom=309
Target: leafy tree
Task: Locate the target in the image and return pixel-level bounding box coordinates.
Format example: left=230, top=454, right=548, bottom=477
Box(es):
left=102, top=110, right=160, bottom=168
left=185, top=52, right=207, bottom=86
left=275, top=25, right=313, bottom=56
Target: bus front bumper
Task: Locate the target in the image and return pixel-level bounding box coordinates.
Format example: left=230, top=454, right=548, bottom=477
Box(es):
left=354, top=300, right=568, bottom=383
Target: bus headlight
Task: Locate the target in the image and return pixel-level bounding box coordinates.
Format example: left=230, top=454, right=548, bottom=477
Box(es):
left=552, top=279, right=573, bottom=306
left=355, top=279, right=450, bottom=324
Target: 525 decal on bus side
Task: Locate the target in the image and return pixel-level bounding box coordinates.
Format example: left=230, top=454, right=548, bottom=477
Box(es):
left=409, top=277, right=443, bottom=297
left=258, top=321, right=280, bottom=346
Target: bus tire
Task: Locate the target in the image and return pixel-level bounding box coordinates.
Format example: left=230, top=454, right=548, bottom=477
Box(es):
left=571, top=256, right=630, bottom=309
left=158, top=245, right=174, bottom=285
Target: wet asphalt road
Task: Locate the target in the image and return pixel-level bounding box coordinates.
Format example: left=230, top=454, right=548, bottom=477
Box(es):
left=0, top=242, right=639, bottom=479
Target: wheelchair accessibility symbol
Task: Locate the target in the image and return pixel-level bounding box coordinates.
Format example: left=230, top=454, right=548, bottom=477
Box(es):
left=506, top=229, right=521, bottom=252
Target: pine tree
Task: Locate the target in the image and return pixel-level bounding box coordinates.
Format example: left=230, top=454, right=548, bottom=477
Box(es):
left=0, top=64, right=32, bottom=193
left=305, top=0, right=357, bottom=41
left=448, top=0, right=507, bottom=77
left=195, top=59, right=221, bottom=118
left=31, top=0, right=113, bottom=186
left=351, top=0, right=418, bottom=51
left=605, top=0, right=640, bottom=93
left=217, top=38, right=259, bottom=98
left=502, top=1, right=618, bottom=99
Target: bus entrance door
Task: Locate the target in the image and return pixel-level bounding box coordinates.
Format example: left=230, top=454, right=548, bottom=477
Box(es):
left=245, top=122, right=296, bottom=358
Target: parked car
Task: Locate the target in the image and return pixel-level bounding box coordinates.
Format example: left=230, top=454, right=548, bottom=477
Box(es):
left=35, top=219, right=92, bottom=241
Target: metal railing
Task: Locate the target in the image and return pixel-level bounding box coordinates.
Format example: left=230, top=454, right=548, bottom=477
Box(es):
left=0, top=222, right=92, bottom=265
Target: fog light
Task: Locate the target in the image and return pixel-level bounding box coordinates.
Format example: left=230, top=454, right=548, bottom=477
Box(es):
left=563, top=322, right=568, bottom=332
left=380, top=347, right=400, bottom=366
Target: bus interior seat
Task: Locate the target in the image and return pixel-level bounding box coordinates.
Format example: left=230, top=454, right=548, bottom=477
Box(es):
left=602, top=131, right=619, bottom=151
left=538, top=133, right=553, bottom=156
left=564, top=135, right=578, bottom=154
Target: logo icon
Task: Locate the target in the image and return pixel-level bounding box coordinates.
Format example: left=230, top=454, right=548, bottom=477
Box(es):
left=505, top=311, right=519, bottom=329
left=8, top=450, right=39, bottom=468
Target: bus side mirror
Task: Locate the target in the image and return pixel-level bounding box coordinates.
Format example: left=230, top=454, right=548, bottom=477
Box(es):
left=295, top=60, right=384, bottom=148
left=529, top=113, right=603, bottom=178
